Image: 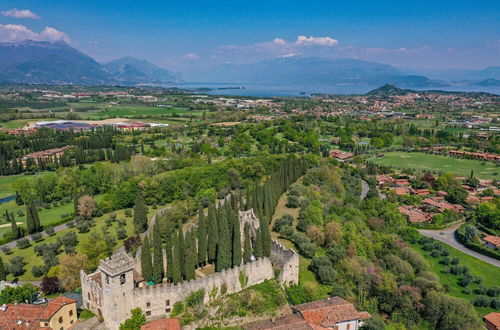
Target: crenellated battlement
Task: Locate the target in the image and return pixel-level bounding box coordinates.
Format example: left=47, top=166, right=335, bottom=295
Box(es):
left=270, top=240, right=299, bottom=286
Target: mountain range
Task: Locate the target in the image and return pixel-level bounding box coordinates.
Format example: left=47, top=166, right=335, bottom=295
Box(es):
left=0, top=40, right=498, bottom=88
left=0, top=40, right=181, bottom=85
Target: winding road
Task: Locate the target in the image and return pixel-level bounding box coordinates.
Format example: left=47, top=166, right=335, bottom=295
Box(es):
left=419, top=225, right=500, bottom=268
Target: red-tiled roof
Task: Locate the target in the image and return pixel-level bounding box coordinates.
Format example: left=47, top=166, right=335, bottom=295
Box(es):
left=483, top=235, right=500, bottom=247
left=484, top=312, right=500, bottom=329
left=293, top=297, right=371, bottom=326
left=141, top=318, right=181, bottom=330
left=39, top=296, right=76, bottom=320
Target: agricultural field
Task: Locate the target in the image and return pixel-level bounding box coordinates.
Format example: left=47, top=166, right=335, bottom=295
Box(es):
left=369, top=151, right=499, bottom=180
left=66, top=103, right=205, bottom=119
left=410, top=240, right=499, bottom=317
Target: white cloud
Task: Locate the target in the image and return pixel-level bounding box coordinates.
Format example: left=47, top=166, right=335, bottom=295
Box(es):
left=2, top=8, right=40, bottom=19
left=0, top=24, right=69, bottom=42
left=295, top=36, right=338, bottom=47
left=182, top=53, right=200, bottom=60
left=273, top=38, right=286, bottom=46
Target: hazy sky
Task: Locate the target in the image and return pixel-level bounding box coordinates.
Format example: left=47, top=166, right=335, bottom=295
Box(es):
left=1, top=0, right=499, bottom=71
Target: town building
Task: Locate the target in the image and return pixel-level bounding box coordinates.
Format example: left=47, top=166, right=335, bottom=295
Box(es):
left=141, top=318, right=181, bottom=330
left=244, top=296, right=370, bottom=330
left=329, top=150, right=354, bottom=161
left=0, top=296, right=77, bottom=330
left=484, top=312, right=500, bottom=330
left=482, top=235, right=500, bottom=250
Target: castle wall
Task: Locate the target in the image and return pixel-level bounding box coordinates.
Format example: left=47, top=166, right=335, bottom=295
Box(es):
left=270, top=240, right=299, bottom=286
left=80, top=270, right=103, bottom=316
left=133, top=257, right=274, bottom=321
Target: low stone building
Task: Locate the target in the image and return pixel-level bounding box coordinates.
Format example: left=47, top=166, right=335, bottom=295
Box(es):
left=81, top=209, right=299, bottom=329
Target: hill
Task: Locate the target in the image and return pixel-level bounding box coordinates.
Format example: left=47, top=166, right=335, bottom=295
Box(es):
left=195, top=56, right=444, bottom=87
left=0, top=40, right=181, bottom=85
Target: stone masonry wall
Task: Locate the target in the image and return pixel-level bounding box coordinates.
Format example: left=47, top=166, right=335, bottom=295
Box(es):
left=269, top=240, right=299, bottom=286
left=132, top=257, right=274, bottom=321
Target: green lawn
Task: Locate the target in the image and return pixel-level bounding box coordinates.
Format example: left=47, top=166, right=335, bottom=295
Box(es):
left=410, top=241, right=498, bottom=317
left=369, top=152, right=499, bottom=180
left=1, top=205, right=163, bottom=281
left=78, top=104, right=204, bottom=119
left=0, top=173, right=50, bottom=199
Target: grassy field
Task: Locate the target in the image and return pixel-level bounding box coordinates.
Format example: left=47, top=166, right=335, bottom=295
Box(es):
left=1, top=205, right=162, bottom=281
left=0, top=173, right=49, bottom=199
left=410, top=241, right=498, bottom=317
left=369, top=152, right=499, bottom=180
left=69, top=103, right=205, bottom=119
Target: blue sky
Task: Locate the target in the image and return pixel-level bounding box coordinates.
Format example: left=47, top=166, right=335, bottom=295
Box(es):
left=0, top=0, right=499, bottom=71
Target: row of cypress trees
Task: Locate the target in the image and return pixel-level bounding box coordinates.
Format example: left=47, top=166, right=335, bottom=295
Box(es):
left=140, top=156, right=309, bottom=284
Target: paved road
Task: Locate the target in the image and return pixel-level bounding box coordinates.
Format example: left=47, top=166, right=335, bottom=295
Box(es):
left=419, top=226, right=500, bottom=268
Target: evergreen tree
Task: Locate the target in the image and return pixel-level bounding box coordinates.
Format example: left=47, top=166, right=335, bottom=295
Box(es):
left=141, top=236, right=153, bottom=282
left=260, top=215, right=272, bottom=257
left=197, top=206, right=207, bottom=265
left=243, top=223, right=252, bottom=264
left=32, top=203, right=41, bottom=232
left=216, top=209, right=231, bottom=271
left=254, top=228, right=262, bottom=258
left=0, top=256, right=7, bottom=281
left=152, top=223, right=164, bottom=284
left=207, top=204, right=218, bottom=263
left=7, top=211, right=19, bottom=239
left=166, top=241, right=173, bottom=282
left=26, top=203, right=36, bottom=234
left=184, top=231, right=196, bottom=281
left=133, top=192, right=148, bottom=234
left=172, top=230, right=182, bottom=284
left=232, top=212, right=242, bottom=267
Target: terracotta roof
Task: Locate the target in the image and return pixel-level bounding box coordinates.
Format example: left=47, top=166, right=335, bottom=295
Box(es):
left=141, top=318, right=181, bottom=330
left=293, top=297, right=370, bottom=325
left=483, top=235, right=500, bottom=247
left=244, top=314, right=312, bottom=330
left=0, top=304, right=45, bottom=329
left=39, top=296, right=76, bottom=320
left=484, top=312, right=500, bottom=329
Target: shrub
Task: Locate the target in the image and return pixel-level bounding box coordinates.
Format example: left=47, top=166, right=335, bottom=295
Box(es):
left=31, top=233, right=43, bottom=242
left=8, top=256, right=26, bottom=276
left=76, top=222, right=90, bottom=233
left=491, top=298, right=500, bottom=309
left=185, top=289, right=205, bottom=307
left=1, top=246, right=11, bottom=255
left=41, top=276, right=59, bottom=295
left=170, top=302, right=185, bottom=317
left=309, top=256, right=336, bottom=285
left=66, top=221, right=75, bottom=228
left=487, top=286, right=500, bottom=297
left=31, top=265, right=45, bottom=277
left=116, top=227, right=127, bottom=240
left=45, top=228, right=56, bottom=236
left=124, top=209, right=132, bottom=217
left=16, top=238, right=31, bottom=249
left=473, top=295, right=491, bottom=307
left=273, top=214, right=294, bottom=232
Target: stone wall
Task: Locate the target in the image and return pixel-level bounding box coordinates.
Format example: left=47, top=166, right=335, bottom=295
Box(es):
left=132, top=257, right=274, bottom=321
left=80, top=270, right=103, bottom=316
left=270, top=240, right=299, bottom=286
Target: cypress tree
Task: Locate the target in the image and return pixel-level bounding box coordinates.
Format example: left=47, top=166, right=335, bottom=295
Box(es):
left=207, top=204, right=218, bottom=263
left=153, top=223, right=164, bottom=284
left=0, top=256, right=6, bottom=281
left=166, top=240, right=174, bottom=282
left=141, top=236, right=153, bottom=282
left=254, top=228, right=262, bottom=258
left=260, top=215, right=272, bottom=257
left=172, top=231, right=182, bottom=284
left=216, top=210, right=231, bottom=271
left=133, top=192, right=148, bottom=234
left=197, top=206, right=207, bottom=265
left=26, top=203, right=36, bottom=234
left=243, top=223, right=252, bottom=264
left=184, top=231, right=196, bottom=281
left=232, top=212, right=242, bottom=267
left=32, top=203, right=41, bottom=232
left=8, top=211, right=19, bottom=239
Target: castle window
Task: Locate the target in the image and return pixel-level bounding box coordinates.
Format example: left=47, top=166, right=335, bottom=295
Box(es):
left=88, top=293, right=90, bottom=300
left=59, top=316, right=63, bottom=323
left=165, top=300, right=170, bottom=306
left=69, top=310, right=73, bottom=316
left=105, top=275, right=109, bottom=284
left=146, top=301, right=150, bottom=307
left=120, top=273, right=126, bottom=285
left=166, top=308, right=171, bottom=313
left=44, top=323, right=49, bottom=327
left=146, top=311, right=151, bottom=316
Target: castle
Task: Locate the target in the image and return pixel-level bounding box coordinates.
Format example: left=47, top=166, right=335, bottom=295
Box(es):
left=81, top=209, right=299, bottom=329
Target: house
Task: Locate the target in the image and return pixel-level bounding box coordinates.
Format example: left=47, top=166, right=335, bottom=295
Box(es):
left=329, top=150, right=355, bottom=161
left=398, top=206, right=430, bottom=223
left=414, top=189, right=430, bottom=196
left=0, top=296, right=77, bottom=329
left=141, top=318, right=181, bottom=330
left=375, top=175, right=393, bottom=186
left=484, top=312, right=500, bottom=330
left=394, top=179, right=410, bottom=187
left=422, top=198, right=464, bottom=213
left=244, top=297, right=370, bottom=330
left=391, top=187, right=412, bottom=196
left=483, top=235, right=500, bottom=249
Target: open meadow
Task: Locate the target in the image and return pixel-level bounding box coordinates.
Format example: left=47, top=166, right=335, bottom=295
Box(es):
left=369, top=151, right=499, bottom=180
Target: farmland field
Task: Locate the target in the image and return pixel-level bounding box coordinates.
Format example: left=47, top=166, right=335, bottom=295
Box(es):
left=369, top=151, right=499, bottom=180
